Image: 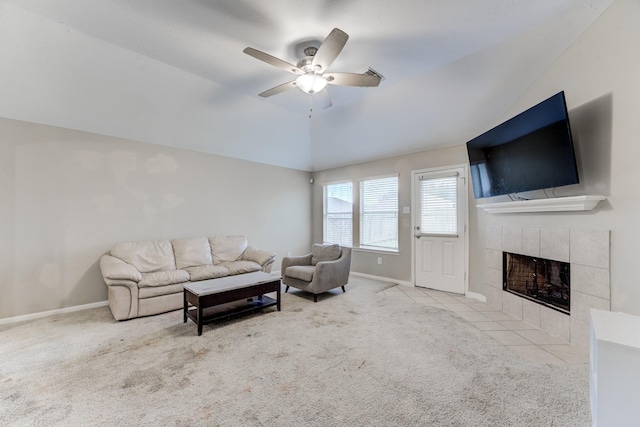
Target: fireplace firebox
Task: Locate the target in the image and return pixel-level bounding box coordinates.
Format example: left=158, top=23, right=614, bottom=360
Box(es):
left=503, top=252, right=570, bottom=314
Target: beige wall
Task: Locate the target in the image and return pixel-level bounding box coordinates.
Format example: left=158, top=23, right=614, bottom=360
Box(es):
left=0, top=118, right=312, bottom=320
left=473, top=0, right=640, bottom=316
left=311, top=145, right=469, bottom=283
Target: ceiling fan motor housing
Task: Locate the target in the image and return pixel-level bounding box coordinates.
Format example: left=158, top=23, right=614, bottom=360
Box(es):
left=296, top=56, right=316, bottom=73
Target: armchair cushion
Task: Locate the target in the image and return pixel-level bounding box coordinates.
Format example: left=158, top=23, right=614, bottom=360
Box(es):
left=172, top=237, right=213, bottom=269
left=311, top=243, right=341, bottom=266
left=285, top=265, right=315, bottom=282
left=209, top=235, right=248, bottom=264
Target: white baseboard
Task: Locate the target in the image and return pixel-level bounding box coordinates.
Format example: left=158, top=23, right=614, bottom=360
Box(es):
left=0, top=300, right=109, bottom=326
left=275, top=269, right=411, bottom=287
left=350, top=271, right=412, bottom=287
left=351, top=272, right=488, bottom=301
left=275, top=270, right=486, bottom=301
left=466, top=292, right=487, bottom=302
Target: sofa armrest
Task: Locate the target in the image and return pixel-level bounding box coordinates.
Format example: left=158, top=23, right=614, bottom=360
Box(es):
left=100, top=254, right=142, bottom=283
left=242, top=246, right=276, bottom=266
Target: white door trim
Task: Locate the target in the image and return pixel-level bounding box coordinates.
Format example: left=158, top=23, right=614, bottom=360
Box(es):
left=411, top=163, right=469, bottom=294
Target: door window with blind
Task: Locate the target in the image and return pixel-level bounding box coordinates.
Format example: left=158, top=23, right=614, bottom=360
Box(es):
left=323, top=182, right=353, bottom=246
left=360, top=176, right=398, bottom=250
left=419, top=174, right=458, bottom=236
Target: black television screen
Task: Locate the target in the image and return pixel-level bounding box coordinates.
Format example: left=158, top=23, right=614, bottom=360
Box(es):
left=466, top=91, right=579, bottom=199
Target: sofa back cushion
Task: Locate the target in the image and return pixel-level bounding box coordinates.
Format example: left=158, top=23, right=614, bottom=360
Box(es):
left=311, top=243, right=342, bottom=266
left=209, top=236, right=248, bottom=264
left=172, top=237, right=213, bottom=270
left=111, top=240, right=176, bottom=273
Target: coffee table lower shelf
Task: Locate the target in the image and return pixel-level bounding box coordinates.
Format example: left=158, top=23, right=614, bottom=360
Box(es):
left=184, top=295, right=277, bottom=334
left=183, top=274, right=281, bottom=336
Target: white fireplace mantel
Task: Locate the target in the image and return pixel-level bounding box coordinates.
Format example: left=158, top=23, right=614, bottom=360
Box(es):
left=476, top=195, right=606, bottom=214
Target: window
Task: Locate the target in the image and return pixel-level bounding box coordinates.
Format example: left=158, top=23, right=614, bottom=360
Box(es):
left=323, top=182, right=353, bottom=246
left=419, top=175, right=457, bottom=236
left=360, top=176, right=398, bottom=250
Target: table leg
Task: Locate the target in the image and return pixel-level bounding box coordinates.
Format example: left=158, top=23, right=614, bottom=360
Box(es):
left=197, top=303, right=203, bottom=336
left=277, top=283, right=281, bottom=311
left=183, top=290, right=188, bottom=323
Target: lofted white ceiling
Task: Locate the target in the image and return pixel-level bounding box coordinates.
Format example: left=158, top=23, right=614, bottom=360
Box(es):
left=0, top=0, right=614, bottom=171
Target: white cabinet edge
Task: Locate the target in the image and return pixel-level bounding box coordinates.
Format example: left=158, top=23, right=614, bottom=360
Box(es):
left=476, top=195, right=606, bottom=214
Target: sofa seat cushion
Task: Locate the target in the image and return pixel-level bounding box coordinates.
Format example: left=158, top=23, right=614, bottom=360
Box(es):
left=220, top=260, right=261, bottom=276
left=209, top=235, right=248, bottom=264
left=285, top=265, right=316, bottom=282
left=311, top=243, right=341, bottom=266
left=183, top=265, right=229, bottom=281
left=139, top=283, right=184, bottom=299
left=111, top=240, right=176, bottom=273
left=172, top=237, right=213, bottom=269
left=139, top=270, right=189, bottom=288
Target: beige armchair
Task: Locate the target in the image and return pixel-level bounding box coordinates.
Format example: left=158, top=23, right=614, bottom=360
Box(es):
left=282, top=244, right=352, bottom=302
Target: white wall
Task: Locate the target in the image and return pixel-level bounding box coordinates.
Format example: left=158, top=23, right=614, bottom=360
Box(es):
left=471, top=0, right=640, bottom=316
left=0, top=118, right=312, bottom=320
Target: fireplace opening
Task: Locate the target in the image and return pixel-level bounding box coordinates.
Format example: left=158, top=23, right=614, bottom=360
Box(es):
left=503, top=252, right=570, bottom=314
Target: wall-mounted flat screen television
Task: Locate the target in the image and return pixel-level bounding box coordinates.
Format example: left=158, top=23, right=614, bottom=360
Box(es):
left=466, top=91, right=579, bottom=199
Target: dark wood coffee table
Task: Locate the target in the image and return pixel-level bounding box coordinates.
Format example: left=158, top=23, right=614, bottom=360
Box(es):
left=183, top=271, right=281, bottom=335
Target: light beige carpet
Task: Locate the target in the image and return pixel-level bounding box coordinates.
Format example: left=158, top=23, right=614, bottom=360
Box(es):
left=0, top=277, right=591, bottom=426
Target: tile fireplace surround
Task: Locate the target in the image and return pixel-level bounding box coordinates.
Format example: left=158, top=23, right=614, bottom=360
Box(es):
left=484, top=225, right=610, bottom=350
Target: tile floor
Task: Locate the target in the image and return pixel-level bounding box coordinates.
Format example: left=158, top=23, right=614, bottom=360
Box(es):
left=378, top=284, right=589, bottom=365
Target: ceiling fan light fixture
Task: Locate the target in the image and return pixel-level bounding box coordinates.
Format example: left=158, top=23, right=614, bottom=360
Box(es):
left=295, top=73, right=327, bottom=95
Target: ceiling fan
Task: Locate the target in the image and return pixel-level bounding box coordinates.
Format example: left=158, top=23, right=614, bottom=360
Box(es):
left=243, top=28, right=381, bottom=107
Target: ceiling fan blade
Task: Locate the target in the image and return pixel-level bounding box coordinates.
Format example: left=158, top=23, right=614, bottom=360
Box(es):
left=313, top=89, right=332, bottom=110
left=243, top=47, right=303, bottom=75
left=311, top=28, right=349, bottom=72
left=258, top=80, right=298, bottom=97
left=323, top=72, right=381, bottom=87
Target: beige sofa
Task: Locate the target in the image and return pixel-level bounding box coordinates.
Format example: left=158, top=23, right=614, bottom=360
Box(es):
left=99, top=235, right=276, bottom=320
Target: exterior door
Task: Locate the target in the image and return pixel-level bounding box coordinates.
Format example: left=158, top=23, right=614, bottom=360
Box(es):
left=413, top=166, right=467, bottom=294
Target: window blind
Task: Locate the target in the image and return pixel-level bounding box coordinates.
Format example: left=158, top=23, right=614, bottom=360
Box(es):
left=360, top=176, right=398, bottom=250
left=420, top=175, right=458, bottom=236
left=323, top=182, right=353, bottom=246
